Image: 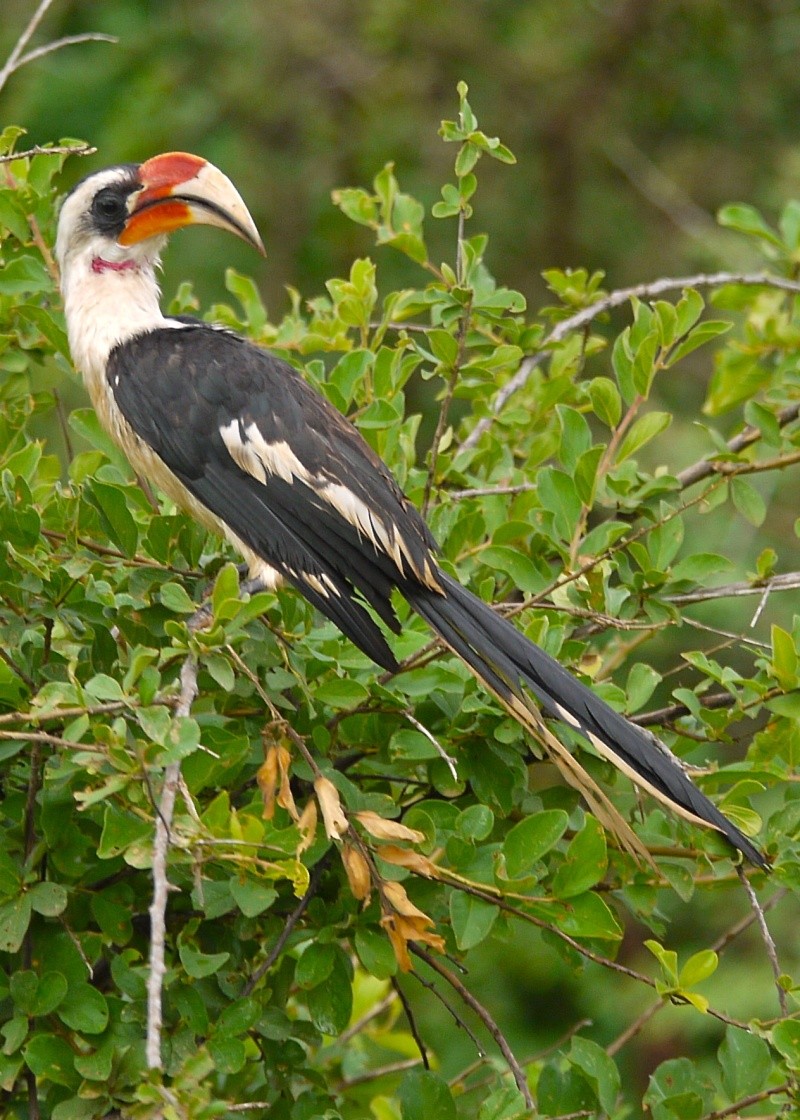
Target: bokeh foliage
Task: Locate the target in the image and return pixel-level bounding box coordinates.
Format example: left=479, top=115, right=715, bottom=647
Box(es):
left=0, top=19, right=799, bottom=1120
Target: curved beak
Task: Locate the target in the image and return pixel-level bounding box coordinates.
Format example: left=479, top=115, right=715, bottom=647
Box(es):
left=119, top=151, right=265, bottom=255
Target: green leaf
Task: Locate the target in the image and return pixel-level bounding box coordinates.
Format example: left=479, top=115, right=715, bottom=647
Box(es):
left=644, top=1056, right=714, bottom=1119
left=552, top=816, right=607, bottom=899
left=454, top=804, right=494, bottom=842
left=719, top=1027, right=772, bottom=1100
left=771, top=624, right=798, bottom=689
left=355, top=927, right=398, bottom=979
left=503, top=810, right=569, bottom=877
left=588, top=376, right=622, bottom=428
left=730, top=476, right=766, bottom=527
left=399, top=1069, right=457, bottom=1120
left=315, top=678, right=370, bottom=709
left=678, top=949, right=718, bottom=988
left=160, top=581, right=196, bottom=614
left=23, top=1034, right=77, bottom=1088
left=771, top=1019, right=800, bottom=1069
left=208, top=1034, right=247, bottom=1074
left=667, top=319, right=731, bottom=365
left=296, top=943, right=337, bottom=989
left=615, top=411, right=671, bottom=463
left=84, top=479, right=139, bottom=556
left=0, top=895, right=31, bottom=953
left=306, top=951, right=352, bottom=1035
left=28, top=881, right=68, bottom=917
left=718, top=202, right=782, bottom=246
left=179, top=942, right=230, bottom=979
left=57, top=983, right=109, bottom=1034
left=449, top=891, right=498, bottom=950
left=569, top=1036, right=621, bottom=1115
left=31, top=973, right=68, bottom=1017
left=477, top=1085, right=528, bottom=1120
left=481, top=546, right=543, bottom=593
left=98, top=804, right=151, bottom=859
left=2, top=1016, right=27, bottom=1056
left=229, top=877, right=278, bottom=917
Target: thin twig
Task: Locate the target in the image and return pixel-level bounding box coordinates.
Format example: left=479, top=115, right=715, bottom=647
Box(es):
left=422, top=294, right=472, bottom=514
left=336, top=1058, right=423, bottom=1089
left=392, top=977, right=430, bottom=1070
left=404, top=711, right=458, bottom=780
left=0, top=143, right=96, bottom=166
left=244, top=859, right=327, bottom=996
left=702, top=1083, right=793, bottom=1120
left=460, top=273, right=800, bottom=451
left=337, top=990, right=397, bottom=1046
left=737, top=867, right=787, bottom=1016
left=146, top=656, right=198, bottom=1069
left=0, top=0, right=115, bottom=95
left=410, top=944, right=534, bottom=1109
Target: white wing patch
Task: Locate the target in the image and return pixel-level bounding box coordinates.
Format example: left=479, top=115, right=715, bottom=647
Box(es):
left=220, top=420, right=312, bottom=485
left=219, top=416, right=437, bottom=585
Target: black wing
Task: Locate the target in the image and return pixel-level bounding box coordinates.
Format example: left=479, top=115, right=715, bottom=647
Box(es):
left=108, top=323, right=439, bottom=669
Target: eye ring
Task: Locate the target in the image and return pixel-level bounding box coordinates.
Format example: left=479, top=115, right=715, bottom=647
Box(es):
left=91, top=187, right=128, bottom=228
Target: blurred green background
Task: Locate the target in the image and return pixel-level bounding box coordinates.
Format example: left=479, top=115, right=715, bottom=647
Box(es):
left=5, top=0, right=800, bottom=314
left=3, top=0, right=798, bottom=1100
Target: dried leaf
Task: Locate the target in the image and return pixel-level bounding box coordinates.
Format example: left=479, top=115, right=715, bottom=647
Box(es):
left=355, top=810, right=426, bottom=843
left=342, top=842, right=372, bottom=901
left=378, top=846, right=441, bottom=878
left=275, top=743, right=298, bottom=820
left=296, top=798, right=317, bottom=856
left=257, top=745, right=280, bottom=820
left=314, top=776, right=348, bottom=841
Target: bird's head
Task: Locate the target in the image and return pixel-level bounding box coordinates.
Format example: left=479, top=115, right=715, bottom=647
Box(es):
left=56, top=152, right=264, bottom=278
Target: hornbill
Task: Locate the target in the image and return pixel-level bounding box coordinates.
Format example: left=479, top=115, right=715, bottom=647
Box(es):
left=55, top=152, right=767, bottom=868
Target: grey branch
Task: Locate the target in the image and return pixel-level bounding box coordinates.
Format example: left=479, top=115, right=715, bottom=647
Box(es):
left=146, top=656, right=198, bottom=1070
left=0, top=0, right=116, bottom=96
left=666, top=570, right=800, bottom=606
left=0, top=143, right=97, bottom=166
left=460, top=272, right=800, bottom=452
left=677, top=402, right=800, bottom=489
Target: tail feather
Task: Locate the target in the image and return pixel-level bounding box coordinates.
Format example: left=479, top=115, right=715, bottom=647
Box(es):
left=405, top=571, right=767, bottom=869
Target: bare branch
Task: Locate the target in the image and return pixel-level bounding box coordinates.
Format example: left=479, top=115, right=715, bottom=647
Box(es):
left=410, top=945, right=534, bottom=1108
left=392, top=978, right=430, bottom=1069
left=677, top=402, right=800, bottom=490
left=0, top=143, right=97, bottom=166
left=702, top=1082, right=792, bottom=1120
left=244, top=859, right=327, bottom=996
left=737, top=866, right=787, bottom=1016
left=0, top=0, right=116, bottom=95
left=146, top=656, right=198, bottom=1069
left=460, top=273, right=800, bottom=452
left=667, top=571, right=800, bottom=606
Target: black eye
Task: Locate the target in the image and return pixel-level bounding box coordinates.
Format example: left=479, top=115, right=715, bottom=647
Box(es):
left=91, top=187, right=128, bottom=231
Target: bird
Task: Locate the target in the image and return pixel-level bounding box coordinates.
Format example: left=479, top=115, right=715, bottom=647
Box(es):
left=55, top=151, right=767, bottom=869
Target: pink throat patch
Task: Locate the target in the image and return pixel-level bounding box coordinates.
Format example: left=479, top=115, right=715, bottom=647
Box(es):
left=91, top=256, right=137, bottom=274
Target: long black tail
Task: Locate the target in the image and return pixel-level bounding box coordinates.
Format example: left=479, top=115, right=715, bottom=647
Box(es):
left=405, top=571, right=767, bottom=868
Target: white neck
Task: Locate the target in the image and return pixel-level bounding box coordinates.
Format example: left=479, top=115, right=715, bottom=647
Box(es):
left=61, top=243, right=169, bottom=395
